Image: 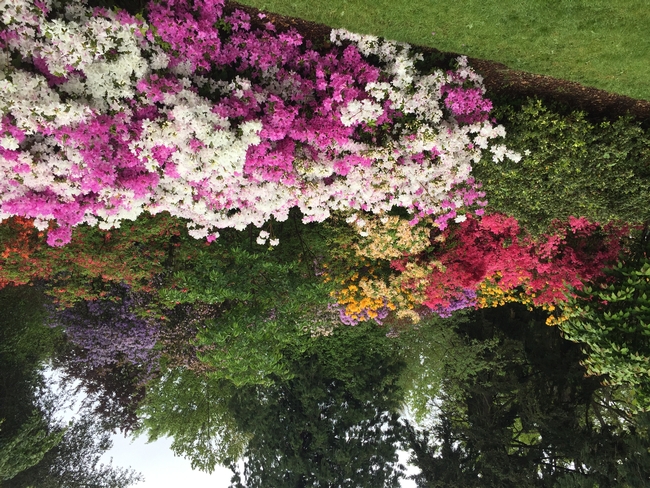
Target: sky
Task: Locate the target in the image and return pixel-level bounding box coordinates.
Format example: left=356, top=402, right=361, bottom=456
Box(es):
left=102, top=434, right=418, bottom=488
left=102, top=434, right=233, bottom=487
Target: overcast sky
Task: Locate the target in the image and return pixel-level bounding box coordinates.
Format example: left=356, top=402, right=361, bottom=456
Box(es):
left=102, top=434, right=233, bottom=487
left=103, top=434, right=418, bottom=488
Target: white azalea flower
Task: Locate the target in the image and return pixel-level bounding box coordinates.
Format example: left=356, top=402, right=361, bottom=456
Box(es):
left=454, top=215, right=467, bottom=224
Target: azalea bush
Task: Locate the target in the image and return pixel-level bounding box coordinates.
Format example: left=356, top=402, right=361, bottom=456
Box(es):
left=328, top=212, right=627, bottom=324
left=46, top=283, right=160, bottom=372
left=0, top=0, right=518, bottom=248
left=0, top=212, right=182, bottom=304
left=418, top=214, right=626, bottom=315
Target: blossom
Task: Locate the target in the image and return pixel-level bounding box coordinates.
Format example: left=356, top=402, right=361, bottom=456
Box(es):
left=0, top=0, right=516, bottom=247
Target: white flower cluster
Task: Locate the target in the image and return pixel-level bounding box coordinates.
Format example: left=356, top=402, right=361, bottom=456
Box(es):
left=53, top=20, right=147, bottom=111
left=255, top=230, right=279, bottom=246
left=3, top=0, right=149, bottom=111
left=0, top=70, right=94, bottom=134
left=1, top=0, right=45, bottom=54
left=331, top=29, right=521, bottom=166
left=339, top=99, right=384, bottom=127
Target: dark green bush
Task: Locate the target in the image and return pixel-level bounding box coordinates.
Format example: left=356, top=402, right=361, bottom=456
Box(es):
left=473, top=98, right=650, bottom=235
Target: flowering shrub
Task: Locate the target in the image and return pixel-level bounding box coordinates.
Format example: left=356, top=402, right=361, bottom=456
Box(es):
left=329, top=212, right=626, bottom=324
left=408, top=214, right=625, bottom=317
left=350, top=213, right=431, bottom=260
left=0, top=0, right=517, bottom=246
left=331, top=271, right=395, bottom=325
left=317, top=213, right=407, bottom=325
left=47, top=283, right=160, bottom=372
left=0, top=212, right=182, bottom=305
left=0, top=216, right=51, bottom=288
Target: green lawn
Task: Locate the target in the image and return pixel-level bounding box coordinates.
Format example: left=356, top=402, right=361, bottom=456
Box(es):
left=234, top=0, right=650, bottom=101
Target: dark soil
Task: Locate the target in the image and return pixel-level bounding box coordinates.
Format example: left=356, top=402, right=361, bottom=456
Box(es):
left=226, top=1, right=650, bottom=124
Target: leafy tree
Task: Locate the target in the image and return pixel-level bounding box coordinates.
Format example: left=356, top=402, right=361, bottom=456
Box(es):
left=4, top=414, right=143, bottom=488
left=227, top=321, right=408, bottom=488
left=0, top=415, right=65, bottom=482
left=161, top=211, right=338, bottom=387
left=405, top=305, right=650, bottom=488
left=0, top=285, right=140, bottom=486
left=136, top=367, right=248, bottom=473
left=0, top=285, right=65, bottom=479
left=53, top=359, right=149, bottom=435
left=395, top=310, right=499, bottom=424
left=558, top=225, right=650, bottom=411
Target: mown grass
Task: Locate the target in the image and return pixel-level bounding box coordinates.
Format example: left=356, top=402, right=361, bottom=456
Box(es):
left=234, top=0, right=650, bottom=101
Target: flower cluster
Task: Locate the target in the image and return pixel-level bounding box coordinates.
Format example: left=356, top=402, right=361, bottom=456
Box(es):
left=332, top=274, right=396, bottom=325
left=328, top=212, right=626, bottom=324
left=398, top=214, right=626, bottom=317
left=0, top=0, right=516, bottom=246
left=47, top=284, right=160, bottom=372
left=255, top=230, right=279, bottom=246
left=349, top=213, right=431, bottom=259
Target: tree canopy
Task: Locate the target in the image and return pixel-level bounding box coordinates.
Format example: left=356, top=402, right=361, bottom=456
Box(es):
left=405, top=305, right=650, bottom=488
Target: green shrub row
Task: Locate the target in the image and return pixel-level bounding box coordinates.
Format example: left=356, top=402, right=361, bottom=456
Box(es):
left=473, top=97, right=650, bottom=235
